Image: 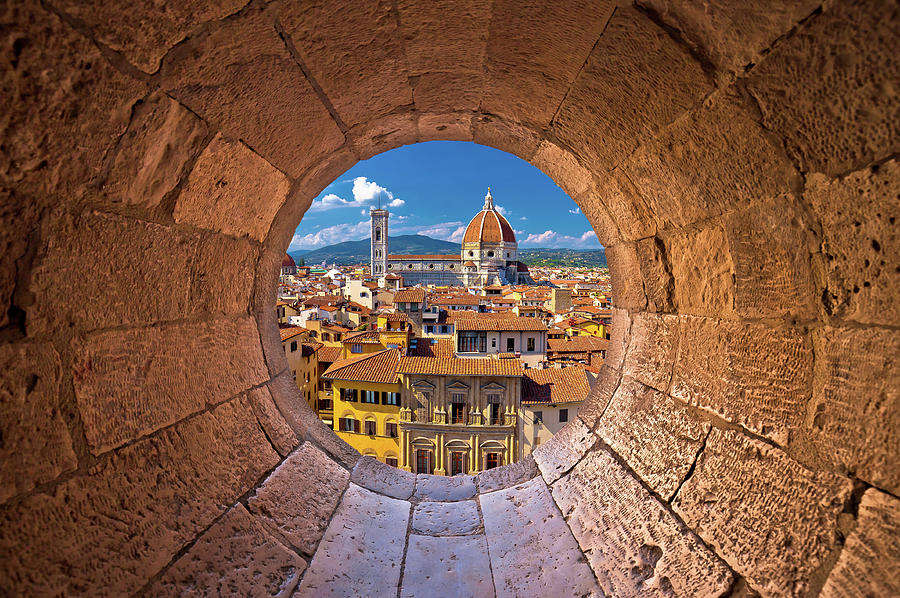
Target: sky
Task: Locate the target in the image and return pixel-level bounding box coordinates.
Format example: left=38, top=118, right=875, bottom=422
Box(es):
left=288, top=141, right=602, bottom=251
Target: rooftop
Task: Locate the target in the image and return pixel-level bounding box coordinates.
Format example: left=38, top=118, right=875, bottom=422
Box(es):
left=522, top=367, right=592, bottom=405
left=398, top=356, right=524, bottom=377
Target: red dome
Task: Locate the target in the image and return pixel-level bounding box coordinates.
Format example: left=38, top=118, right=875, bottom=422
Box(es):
left=282, top=254, right=296, bottom=268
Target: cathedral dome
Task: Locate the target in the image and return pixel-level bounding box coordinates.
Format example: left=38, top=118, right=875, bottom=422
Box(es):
left=462, top=189, right=516, bottom=244
left=282, top=254, right=296, bottom=269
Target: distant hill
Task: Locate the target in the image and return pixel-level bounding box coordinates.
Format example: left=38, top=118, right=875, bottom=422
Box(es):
left=291, top=235, right=607, bottom=268
left=291, top=235, right=460, bottom=266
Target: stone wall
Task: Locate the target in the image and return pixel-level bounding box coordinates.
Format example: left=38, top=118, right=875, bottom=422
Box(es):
left=1, top=0, right=897, bottom=596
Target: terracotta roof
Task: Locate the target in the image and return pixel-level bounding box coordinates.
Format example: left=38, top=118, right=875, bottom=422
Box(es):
left=408, top=338, right=455, bottom=358
left=282, top=254, right=296, bottom=268
left=522, top=367, right=591, bottom=405
left=388, top=254, right=459, bottom=260
left=317, top=346, right=343, bottom=363
left=454, top=314, right=547, bottom=332
left=547, top=337, right=609, bottom=353
left=398, top=356, right=523, bottom=377
left=432, top=294, right=479, bottom=306
left=464, top=260, right=476, bottom=267
left=279, top=327, right=306, bottom=342
left=299, top=342, right=320, bottom=358
left=381, top=312, right=410, bottom=322
left=384, top=274, right=402, bottom=279
left=322, top=349, right=400, bottom=384
left=462, top=208, right=516, bottom=243
left=393, top=288, right=427, bottom=303
left=495, top=352, right=517, bottom=359
left=343, top=330, right=383, bottom=344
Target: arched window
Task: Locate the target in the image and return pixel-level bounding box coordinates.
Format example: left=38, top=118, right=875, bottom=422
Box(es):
left=375, top=227, right=381, bottom=241
left=487, top=250, right=494, bottom=257
left=375, top=249, right=381, bottom=258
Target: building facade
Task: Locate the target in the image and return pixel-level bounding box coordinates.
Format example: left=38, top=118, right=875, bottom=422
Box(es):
left=370, top=190, right=533, bottom=286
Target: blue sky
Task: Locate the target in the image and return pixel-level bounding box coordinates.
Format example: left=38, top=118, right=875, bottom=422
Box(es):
left=288, top=141, right=602, bottom=251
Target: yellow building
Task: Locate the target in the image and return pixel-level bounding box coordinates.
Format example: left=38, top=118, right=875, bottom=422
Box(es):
left=281, top=327, right=320, bottom=410
left=520, top=367, right=592, bottom=456
left=322, top=349, right=402, bottom=466
left=563, top=316, right=606, bottom=338
left=338, top=330, right=387, bottom=359
left=397, top=356, right=523, bottom=475
left=375, top=312, right=414, bottom=349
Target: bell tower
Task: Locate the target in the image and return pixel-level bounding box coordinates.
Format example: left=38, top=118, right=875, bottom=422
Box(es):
left=370, top=207, right=389, bottom=277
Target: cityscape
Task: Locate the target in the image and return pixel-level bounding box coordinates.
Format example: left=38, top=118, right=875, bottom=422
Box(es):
left=277, top=189, right=611, bottom=474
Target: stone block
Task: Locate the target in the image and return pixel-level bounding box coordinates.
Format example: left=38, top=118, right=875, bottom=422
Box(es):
left=149, top=504, right=305, bottom=597
left=623, top=312, right=679, bottom=392
left=0, top=397, right=279, bottom=596
left=296, top=483, right=410, bottom=597
left=481, top=476, right=601, bottom=597
left=671, top=317, right=812, bottom=446
left=576, top=187, right=622, bottom=249
left=247, top=443, right=349, bottom=555
left=806, top=161, right=900, bottom=326
left=636, top=237, right=675, bottom=313
left=532, top=418, right=595, bottom=484
left=267, top=372, right=360, bottom=470
left=29, top=211, right=194, bottom=334
left=800, top=327, right=900, bottom=494
left=73, top=316, right=268, bottom=454
left=159, top=7, right=343, bottom=178
left=56, top=0, right=245, bottom=73
left=665, top=225, right=735, bottom=317
left=576, top=365, right=620, bottom=428
left=401, top=534, right=494, bottom=598
left=412, top=71, right=484, bottom=113
left=554, top=6, right=711, bottom=171
left=0, top=189, right=39, bottom=328
left=1, top=1, right=145, bottom=200
left=415, top=473, right=476, bottom=502
left=412, top=500, right=481, bottom=536
left=595, top=168, right=657, bottom=242
left=596, top=377, right=709, bottom=500
left=395, top=0, right=490, bottom=75
left=175, top=134, right=291, bottom=242
left=606, top=243, right=647, bottom=310
left=191, top=232, right=257, bottom=316
left=745, top=0, right=899, bottom=176
left=351, top=455, right=416, bottom=500
left=724, top=198, right=818, bottom=319
left=0, top=342, right=77, bottom=504
left=102, top=91, right=209, bottom=212
left=256, top=307, right=290, bottom=378
left=247, top=386, right=299, bottom=458
left=820, top=489, right=900, bottom=598
left=531, top=140, right=593, bottom=199
left=472, top=115, right=542, bottom=162
left=552, top=447, right=733, bottom=597
left=418, top=112, right=473, bottom=142
left=674, top=429, right=852, bottom=597
left=476, top=455, right=538, bottom=494
left=277, top=0, right=412, bottom=127
left=348, top=111, right=419, bottom=161
left=482, top=0, right=615, bottom=127
left=622, top=90, right=801, bottom=230
left=605, top=308, right=631, bottom=371
left=640, top=0, right=819, bottom=74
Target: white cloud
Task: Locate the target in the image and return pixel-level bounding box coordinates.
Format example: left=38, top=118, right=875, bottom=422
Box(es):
left=520, top=216, right=527, bottom=220
left=496, top=205, right=509, bottom=216
left=289, top=220, right=370, bottom=249
left=521, top=229, right=601, bottom=249
left=309, top=176, right=402, bottom=211
left=400, top=221, right=465, bottom=242
left=447, top=226, right=467, bottom=243
left=568, top=207, right=581, bottom=214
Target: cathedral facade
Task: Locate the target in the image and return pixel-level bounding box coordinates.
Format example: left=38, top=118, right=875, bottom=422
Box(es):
left=371, top=190, right=532, bottom=287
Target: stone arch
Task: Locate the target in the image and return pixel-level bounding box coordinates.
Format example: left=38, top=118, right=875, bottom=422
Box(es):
left=1, top=1, right=898, bottom=596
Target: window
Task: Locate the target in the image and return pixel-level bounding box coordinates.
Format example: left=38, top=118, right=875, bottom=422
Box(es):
left=429, top=263, right=434, bottom=269
left=290, top=341, right=297, bottom=352
left=385, top=457, right=398, bottom=468
left=485, top=452, right=500, bottom=470
left=375, top=227, right=381, bottom=242
left=416, top=449, right=433, bottom=474
left=385, top=422, right=398, bottom=437
left=488, top=402, right=501, bottom=426
left=416, top=392, right=431, bottom=422
left=350, top=343, right=363, bottom=353
left=527, top=337, right=535, bottom=352
left=382, top=392, right=399, bottom=406
left=341, top=388, right=359, bottom=402
left=534, top=411, right=543, bottom=424
left=468, top=250, right=474, bottom=257
left=338, top=417, right=359, bottom=433
left=363, top=390, right=378, bottom=404
left=440, top=325, right=449, bottom=334
left=365, top=420, right=376, bottom=435
left=450, top=394, right=466, bottom=424
left=450, top=452, right=467, bottom=476
left=426, top=325, right=434, bottom=333
left=559, top=408, right=569, bottom=423
left=410, top=302, right=419, bottom=312
left=458, top=332, right=487, bottom=353
left=506, top=338, right=515, bottom=352
left=487, top=250, right=494, bottom=257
